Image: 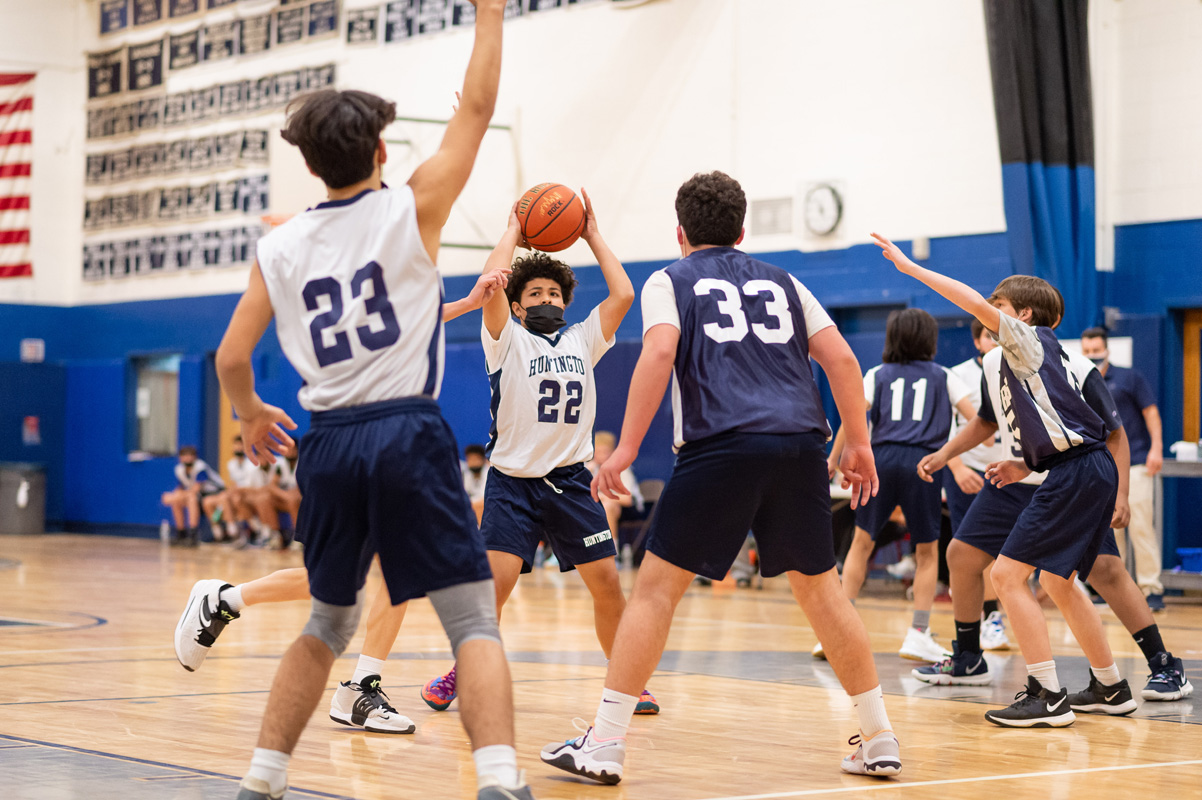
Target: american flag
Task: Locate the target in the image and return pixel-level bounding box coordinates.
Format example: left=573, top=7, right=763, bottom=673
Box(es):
left=0, top=73, right=34, bottom=279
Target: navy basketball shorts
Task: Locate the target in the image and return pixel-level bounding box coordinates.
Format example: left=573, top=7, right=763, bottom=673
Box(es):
left=646, top=431, right=834, bottom=581
left=296, top=398, right=492, bottom=607
left=1000, top=447, right=1118, bottom=580
left=853, top=443, right=943, bottom=544
left=481, top=463, right=615, bottom=574
left=944, top=467, right=985, bottom=535
left=953, top=480, right=1039, bottom=557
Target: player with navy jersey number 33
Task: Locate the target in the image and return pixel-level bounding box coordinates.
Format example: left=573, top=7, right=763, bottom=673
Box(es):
left=541, top=172, right=902, bottom=784
left=205, top=2, right=536, bottom=798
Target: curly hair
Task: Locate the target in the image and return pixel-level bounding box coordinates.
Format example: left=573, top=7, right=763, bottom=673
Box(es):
left=505, top=251, right=577, bottom=307
left=675, top=171, right=746, bottom=247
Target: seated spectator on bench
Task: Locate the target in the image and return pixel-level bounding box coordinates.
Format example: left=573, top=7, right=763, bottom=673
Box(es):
left=461, top=443, right=490, bottom=524
left=587, top=431, right=644, bottom=540
left=252, top=442, right=301, bottom=550
left=220, top=435, right=266, bottom=544
left=161, top=445, right=225, bottom=548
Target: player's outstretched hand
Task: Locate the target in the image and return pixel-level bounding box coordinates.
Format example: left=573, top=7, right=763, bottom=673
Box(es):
left=467, top=267, right=511, bottom=309
left=591, top=445, right=634, bottom=502
left=239, top=402, right=298, bottom=466
left=839, top=444, right=879, bottom=510
left=870, top=233, right=917, bottom=274
left=916, top=450, right=948, bottom=484
left=1111, top=496, right=1131, bottom=529
left=581, top=188, right=600, bottom=244
left=985, top=459, right=1030, bottom=488
left=951, top=463, right=985, bottom=495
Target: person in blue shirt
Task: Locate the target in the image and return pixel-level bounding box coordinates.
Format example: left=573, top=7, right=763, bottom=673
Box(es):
left=876, top=232, right=1136, bottom=728
left=1080, top=328, right=1166, bottom=610
left=824, top=308, right=976, bottom=663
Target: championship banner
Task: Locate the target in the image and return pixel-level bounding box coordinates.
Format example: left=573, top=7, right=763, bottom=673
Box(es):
left=309, top=1, right=340, bottom=39
left=275, top=6, right=306, bottom=46
left=112, top=102, right=137, bottom=137
left=204, top=20, right=241, bottom=63
left=346, top=7, right=379, bottom=44
left=0, top=73, right=35, bottom=278
left=100, top=0, right=129, bottom=36
left=138, top=95, right=163, bottom=130
left=132, top=0, right=163, bottom=26
left=451, top=0, right=474, bottom=26
left=169, top=29, right=202, bottom=71
left=219, top=81, right=247, bottom=117
left=128, top=39, right=166, bottom=92
left=88, top=49, right=125, bottom=100
left=385, top=0, right=417, bottom=42
left=240, top=14, right=273, bottom=57
left=417, top=0, right=450, bottom=35
left=169, top=0, right=201, bottom=18
left=207, top=0, right=238, bottom=8
left=163, top=92, right=190, bottom=127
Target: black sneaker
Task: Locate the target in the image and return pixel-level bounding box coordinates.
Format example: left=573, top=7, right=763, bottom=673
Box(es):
left=1067, top=673, right=1138, bottom=715
left=984, top=676, right=1075, bottom=728
left=1142, top=654, right=1195, bottom=701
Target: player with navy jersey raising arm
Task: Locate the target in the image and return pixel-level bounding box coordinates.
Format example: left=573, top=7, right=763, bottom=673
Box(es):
left=421, top=192, right=650, bottom=715
left=209, top=3, right=535, bottom=797
left=541, top=172, right=900, bottom=785
left=875, top=233, right=1132, bottom=728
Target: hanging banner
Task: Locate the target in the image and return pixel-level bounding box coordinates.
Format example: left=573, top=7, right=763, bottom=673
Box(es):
left=417, top=0, right=450, bottom=35
left=213, top=131, right=243, bottom=170
left=305, top=64, right=336, bottom=91
left=86, top=153, right=109, bottom=186
left=138, top=95, right=164, bottom=131
left=112, top=102, right=138, bottom=136
left=169, top=29, right=201, bottom=70
left=133, top=143, right=165, bottom=179
left=163, top=139, right=191, bottom=175
left=207, top=0, right=238, bottom=8
left=240, top=130, right=268, bottom=165
left=128, top=40, right=165, bottom=92
left=308, top=0, right=339, bottom=38
left=346, top=7, right=379, bottom=44
left=219, top=81, right=246, bottom=117
left=101, top=0, right=130, bottom=35
left=132, top=0, right=163, bottom=26
left=88, top=49, right=125, bottom=100
left=274, top=70, right=303, bottom=108
left=169, top=0, right=201, bottom=18
left=189, top=86, right=219, bottom=123
left=246, top=76, right=274, bottom=113
left=204, top=20, right=241, bottom=63
left=452, top=0, right=474, bottom=26
left=275, top=6, right=306, bottom=46
left=240, top=13, right=272, bottom=56
left=163, top=93, right=190, bottom=127
left=386, top=0, right=417, bottom=42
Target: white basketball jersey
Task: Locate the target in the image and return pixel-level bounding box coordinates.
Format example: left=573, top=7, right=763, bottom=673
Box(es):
left=257, top=186, right=444, bottom=412
left=484, top=308, right=614, bottom=479
left=982, top=347, right=1099, bottom=487
left=949, top=356, right=1005, bottom=472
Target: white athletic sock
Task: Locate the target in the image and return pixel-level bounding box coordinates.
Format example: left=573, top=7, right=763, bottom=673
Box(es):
left=246, top=748, right=289, bottom=795
left=473, top=744, right=520, bottom=789
left=220, top=585, right=246, bottom=613
left=353, top=654, right=387, bottom=685
left=1027, top=660, right=1060, bottom=692
left=1091, top=663, right=1121, bottom=686
left=592, top=687, right=638, bottom=741
left=850, top=685, right=891, bottom=738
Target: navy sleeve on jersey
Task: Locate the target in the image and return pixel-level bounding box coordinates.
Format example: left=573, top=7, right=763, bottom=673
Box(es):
left=1082, top=371, right=1122, bottom=433
left=1133, top=370, right=1156, bottom=411
left=978, top=373, right=996, bottom=424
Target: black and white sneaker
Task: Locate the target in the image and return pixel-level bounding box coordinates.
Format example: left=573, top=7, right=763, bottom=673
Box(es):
left=477, top=774, right=536, bottom=800
left=1142, top=654, right=1195, bottom=701
left=329, top=674, right=415, bottom=734
left=984, top=676, right=1075, bottom=728
left=174, top=579, right=239, bottom=672
left=1067, top=673, right=1138, bottom=715
left=235, top=776, right=285, bottom=800
left=540, top=726, right=625, bottom=785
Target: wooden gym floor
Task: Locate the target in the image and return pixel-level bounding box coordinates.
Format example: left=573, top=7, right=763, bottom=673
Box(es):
left=0, top=534, right=1199, bottom=800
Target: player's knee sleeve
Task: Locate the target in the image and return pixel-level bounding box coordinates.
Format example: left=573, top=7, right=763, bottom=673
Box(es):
left=427, top=579, right=501, bottom=657
left=301, top=590, right=365, bottom=657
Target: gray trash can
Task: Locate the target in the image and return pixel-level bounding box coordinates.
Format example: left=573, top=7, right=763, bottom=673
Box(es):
left=0, top=463, right=46, bottom=536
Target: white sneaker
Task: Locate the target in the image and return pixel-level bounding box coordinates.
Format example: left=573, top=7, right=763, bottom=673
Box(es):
left=235, top=776, right=286, bottom=800
left=840, top=729, right=901, bottom=777
left=329, top=674, right=415, bottom=734
left=886, top=555, right=916, bottom=579
left=478, top=773, right=535, bottom=800
left=812, top=641, right=826, bottom=660
left=540, top=726, right=625, bottom=785
left=174, top=579, right=239, bottom=672
left=898, top=627, right=952, bottom=662
left=981, top=611, right=1011, bottom=650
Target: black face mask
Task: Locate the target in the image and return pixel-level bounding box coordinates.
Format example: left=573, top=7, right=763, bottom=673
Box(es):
left=523, top=304, right=566, bottom=334
left=1088, top=356, right=1107, bottom=367
left=469, top=465, right=484, bottom=475
left=233, top=451, right=245, bottom=458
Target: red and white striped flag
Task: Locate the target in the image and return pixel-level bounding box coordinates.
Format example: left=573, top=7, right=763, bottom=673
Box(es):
left=0, top=73, right=34, bottom=279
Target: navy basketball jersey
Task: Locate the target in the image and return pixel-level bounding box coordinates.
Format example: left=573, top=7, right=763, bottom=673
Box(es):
left=641, top=247, right=833, bottom=447
left=864, top=361, right=967, bottom=450
left=994, top=313, right=1115, bottom=471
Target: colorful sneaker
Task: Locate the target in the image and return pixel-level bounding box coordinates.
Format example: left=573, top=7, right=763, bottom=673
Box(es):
left=980, top=611, right=1011, bottom=651
left=422, top=666, right=457, bottom=711
left=540, top=726, right=625, bottom=785
left=840, top=729, right=901, bottom=777
left=1142, top=654, right=1194, bottom=701
left=912, top=642, right=992, bottom=686
left=1067, top=673, right=1138, bottom=716
left=812, top=641, right=826, bottom=660
left=477, top=774, right=536, bottom=799
left=330, top=674, right=416, bottom=733
left=633, top=689, right=660, bottom=715
left=174, top=579, right=239, bottom=672
left=985, top=676, right=1075, bottom=728
left=898, top=627, right=952, bottom=662
left=235, top=776, right=285, bottom=800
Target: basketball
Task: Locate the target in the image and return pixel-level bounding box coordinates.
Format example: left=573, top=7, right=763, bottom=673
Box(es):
left=516, top=183, right=586, bottom=252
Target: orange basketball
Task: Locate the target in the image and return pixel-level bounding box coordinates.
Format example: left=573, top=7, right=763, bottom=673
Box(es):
left=516, top=183, right=586, bottom=252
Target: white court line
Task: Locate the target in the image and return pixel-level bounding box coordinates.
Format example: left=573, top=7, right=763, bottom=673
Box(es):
left=699, top=759, right=1202, bottom=800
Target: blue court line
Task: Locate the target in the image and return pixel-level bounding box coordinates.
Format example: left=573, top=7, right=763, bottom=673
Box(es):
left=0, top=733, right=358, bottom=799
left=0, top=612, right=107, bottom=634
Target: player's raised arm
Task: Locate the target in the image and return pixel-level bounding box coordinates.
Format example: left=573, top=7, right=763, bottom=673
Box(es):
left=872, top=233, right=1001, bottom=334
left=479, top=207, right=524, bottom=339
left=580, top=189, right=635, bottom=341
left=215, top=263, right=297, bottom=466
left=409, top=0, right=506, bottom=262
left=442, top=267, right=511, bottom=322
